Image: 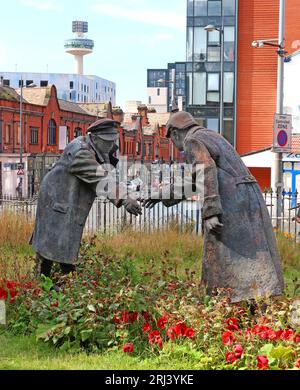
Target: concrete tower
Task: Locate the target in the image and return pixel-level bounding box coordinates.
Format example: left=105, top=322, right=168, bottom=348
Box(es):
left=64, top=21, right=94, bottom=75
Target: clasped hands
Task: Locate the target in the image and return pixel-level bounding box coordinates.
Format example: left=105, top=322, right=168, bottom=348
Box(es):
left=132, top=193, right=224, bottom=235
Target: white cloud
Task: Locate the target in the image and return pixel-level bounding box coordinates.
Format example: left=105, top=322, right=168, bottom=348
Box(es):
left=92, top=2, right=185, bottom=31
left=20, top=0, right=62, bottom=11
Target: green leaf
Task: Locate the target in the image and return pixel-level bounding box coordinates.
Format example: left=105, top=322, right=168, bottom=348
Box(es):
left=81, top=329, right=93, bottom=342
left=270, top=346, right=295, bottom=363
left=259, top=344, right=274, bottom=357
left=87, top=304, right=96, bottom=313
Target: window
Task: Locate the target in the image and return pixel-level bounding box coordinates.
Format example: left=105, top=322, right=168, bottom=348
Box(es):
left=207, top=118, right=219, bottom=132
left=40, top=80, right=48, bottom=87
left=47, top=119, right=57, bottom=145
left=224, top=118, right=234, bottom=144
left=207, top=46, right=220, bottom=62
left=187, top=27, right=194, bottom=61
left=30, top=127, right=39, bottom=144
left=208, top=1, right=221, bottom=16
left=70, top=81, right=74, bottom=89
left=224, top=27, right=235, bottom=62
left=26, top=80, right=34, bottom=87
left=74, top=127, right=83, bottom=138
left=193, top=73, right=206, bottom=105
left=194, top=0, right=207, bottom=16
left=208, top=73, right=219, bottom=91
left=16, top=125, right=20, bottom=145
left=5, top=124, right=11, bottom=144
left=208, top=30, right=220, bottom=45
left=224, top=72, right=234, bottom=103
left=223, top=0, right=236, bottom=16
left=3, top=79, right=10, bottom=87
left=19, top=80, right=24, bottom=87
left=187, top=73, right=193, bottom=106
left=157, top=88, right=160, bottom=96
left=187, top=0, right=194, bottom=16
left=194, top=27, right=207, bottom=61
left=207, top=92, right=220, bottom=102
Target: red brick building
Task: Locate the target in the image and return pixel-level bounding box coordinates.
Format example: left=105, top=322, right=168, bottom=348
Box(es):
left=0, top=85, right=176, bottom=197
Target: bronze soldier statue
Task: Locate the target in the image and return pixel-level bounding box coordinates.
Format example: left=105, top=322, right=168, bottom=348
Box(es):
left=144, top=111, right=284, bottom=303
left=30, top=119, right=142, bottom=277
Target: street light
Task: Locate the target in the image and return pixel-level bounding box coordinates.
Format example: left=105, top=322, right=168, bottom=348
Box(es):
left=204, top=22, right=225, bottom=136
left=251, top=0, right=286, bottom=227
left=19, top=78, right=36, bottom=198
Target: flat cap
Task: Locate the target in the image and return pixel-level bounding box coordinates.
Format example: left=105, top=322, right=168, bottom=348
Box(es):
left=88, top=118, right=120, bottom=141
left=166, top=111, right=198, bottom=138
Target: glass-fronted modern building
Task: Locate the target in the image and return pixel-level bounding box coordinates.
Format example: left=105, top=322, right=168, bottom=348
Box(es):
left=186, top=0, right=237, bottom=145
left=0, top=72, right=116, bottom=105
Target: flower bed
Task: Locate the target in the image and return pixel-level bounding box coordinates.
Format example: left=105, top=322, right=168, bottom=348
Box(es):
left=2, top=240, right=300, bottom=370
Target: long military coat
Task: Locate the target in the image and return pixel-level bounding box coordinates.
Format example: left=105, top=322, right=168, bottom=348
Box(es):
left=31, top=135, right=121, bottom=264
left=165, top=127, right=284, bottom=303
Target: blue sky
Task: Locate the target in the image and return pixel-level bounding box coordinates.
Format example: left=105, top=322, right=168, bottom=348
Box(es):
left=0, top=0, right=187, bottom=107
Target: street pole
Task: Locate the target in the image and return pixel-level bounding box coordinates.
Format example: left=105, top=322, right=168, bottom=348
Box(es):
left=275, top=0, right=285, bottom=226
left=19, top=77, right=23, bottom=198
left=220, top=7, right=225, bottom=136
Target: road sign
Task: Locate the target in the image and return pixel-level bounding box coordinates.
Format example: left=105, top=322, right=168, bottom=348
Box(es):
left=17, top=169, right=24, bottom=176
left=273, top=114, right=292, bottom=153
left=17, top=163, right=25, bottom=170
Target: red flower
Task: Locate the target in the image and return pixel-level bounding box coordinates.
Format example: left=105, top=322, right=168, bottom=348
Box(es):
left=226, top=352, right=237, bottom=364
left=222, top=331, right=235, bottom=346
left=143, top=324, right=151, bottom=333
left=184, top=328, right=196, bottom=339
left=293, top=334, right=300, bottom=344
left=257, top=355, right=269, bottom=370
left=142, top=312, right=151, bottom=322
left=280, top=329, right=294, bottom=341
left=225, top=317, right=239, bottom=332
left=121, top=311, right=130, bottom=324
left=267, top=330, right=278, bottom=341
left=174, top=323, right=188, bottom=337
left=167, top=327, right=177, bottom=340
left=128, top=312, right=138, bottom=324
left=157, top=316, right=168, bottom=330
left=149, top=331, right=163, bottom=348
left=0, top=287, right=8, bottom=300
left=233, top=344, right=244, bottom=359
left=123, top=343, right=134, bottom=353
left=295, top=359, right=300, bottom=369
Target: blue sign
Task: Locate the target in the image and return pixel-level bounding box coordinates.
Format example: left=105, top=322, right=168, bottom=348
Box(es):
left=277, top=130, right=288, bottom=147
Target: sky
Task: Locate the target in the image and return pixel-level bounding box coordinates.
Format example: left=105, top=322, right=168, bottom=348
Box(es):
left=0, top=0, right=187, bottom=107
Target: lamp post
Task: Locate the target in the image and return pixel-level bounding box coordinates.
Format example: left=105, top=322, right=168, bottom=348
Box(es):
left=204, top=21, right=225, bottom=136
left=19, top=78, right=36, bottom=198
left=252, top=0, right=286, bottom=226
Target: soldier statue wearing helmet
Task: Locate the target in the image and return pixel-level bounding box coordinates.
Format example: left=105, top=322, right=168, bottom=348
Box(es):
left=144, top=111, right=284, bottom=303
left=31, top=118, right=142, bottom=278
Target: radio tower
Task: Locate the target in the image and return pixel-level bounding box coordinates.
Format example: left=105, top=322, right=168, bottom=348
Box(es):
left=64, top=21, right=94, bottom=75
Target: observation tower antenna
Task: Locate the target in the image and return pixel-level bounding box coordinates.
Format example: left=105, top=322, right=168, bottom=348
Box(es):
left=64, top=21, right=94, bottom=75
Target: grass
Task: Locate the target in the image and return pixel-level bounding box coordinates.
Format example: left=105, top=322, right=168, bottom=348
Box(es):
left=1, top=212, right=300, bottom=370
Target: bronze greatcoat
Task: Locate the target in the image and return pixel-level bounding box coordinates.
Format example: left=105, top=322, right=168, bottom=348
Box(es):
left=30, top=135, right=121, bottom=264
left=165, top=127, right=284, bottom=303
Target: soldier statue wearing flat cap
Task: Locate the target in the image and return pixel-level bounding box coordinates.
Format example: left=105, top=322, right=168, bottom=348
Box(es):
left=144, top=111, right=284, bottom=303
left=30, top=119, right=142, bottom=277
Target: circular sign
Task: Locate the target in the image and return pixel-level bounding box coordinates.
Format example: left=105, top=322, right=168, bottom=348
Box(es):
left=277, top=130, right=288, bottom=147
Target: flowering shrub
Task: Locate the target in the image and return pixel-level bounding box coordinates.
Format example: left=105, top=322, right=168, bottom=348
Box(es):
left=3, top=239, right=300, bottom=370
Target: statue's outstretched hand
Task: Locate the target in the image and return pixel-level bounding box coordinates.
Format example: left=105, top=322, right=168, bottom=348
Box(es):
left=141, top=192, right=161, bottom=209
left=124, top=197, right=142, bottom=216
left=205, top=216, right=224, bottom=235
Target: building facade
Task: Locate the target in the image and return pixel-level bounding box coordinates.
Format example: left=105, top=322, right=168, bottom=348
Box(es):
left=0, top=72, right=116, bottom=105
left=0, top=86, right=177, bottom=197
